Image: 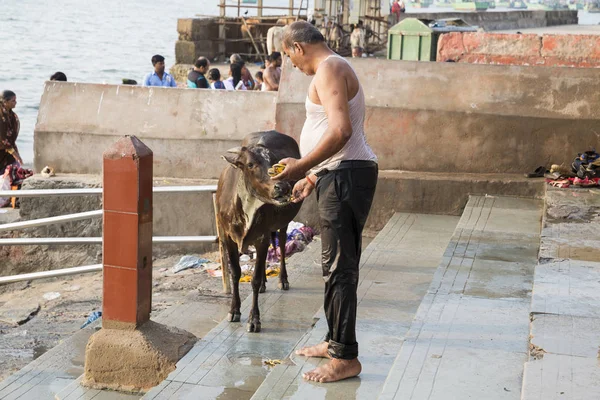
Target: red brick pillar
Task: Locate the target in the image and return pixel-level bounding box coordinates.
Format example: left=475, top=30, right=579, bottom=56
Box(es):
left=102, top=135, right=153, bottom=329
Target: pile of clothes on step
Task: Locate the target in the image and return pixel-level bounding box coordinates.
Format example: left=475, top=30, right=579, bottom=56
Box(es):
left=533, top=149, right=600, bottom=188
left=267, top=221, right=315, bottom=263
left=0, top=164, right=34, bottom=207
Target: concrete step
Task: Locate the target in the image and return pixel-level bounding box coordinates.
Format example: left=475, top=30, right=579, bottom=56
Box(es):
left=250, top=212, right=459, bottom=400
left=521, top=187, right=600, bottom=400
left=140, top=241, right=326, bottom=399
left=379, top=195, right=543, bottom=400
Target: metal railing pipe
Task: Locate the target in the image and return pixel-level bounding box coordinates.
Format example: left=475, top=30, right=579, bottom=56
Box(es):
left=0, top=264, right=103, bottom=284
left=0, top=210, right=102, bottom=232
left=0, top=185, right=218, bottom=198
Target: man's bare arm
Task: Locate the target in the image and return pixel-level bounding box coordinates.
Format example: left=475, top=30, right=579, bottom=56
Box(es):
left=293, top=61, right=353, bottom=173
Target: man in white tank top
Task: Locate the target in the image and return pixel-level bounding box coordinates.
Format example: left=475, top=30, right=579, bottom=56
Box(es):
left=272, top=21, right=378, bottom=383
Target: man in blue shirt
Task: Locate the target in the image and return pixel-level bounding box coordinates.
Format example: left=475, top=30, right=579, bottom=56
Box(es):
left=143, top=55, right=177, bottom=88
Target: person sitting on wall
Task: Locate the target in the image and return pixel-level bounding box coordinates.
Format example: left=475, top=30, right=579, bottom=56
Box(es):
left=50, top=72, right=67, bottom=81
left=223, top=63, right=247, bottom=90
left=230, top=54, right=255, bottom=90
left=208, top=68, right=226, bottom=90
left=262, top=52, right=282, bottom=91
left=0, top=91, right=23, bottom=171
left=142, top=54, right=177, bottom=88
left=187, top=57, right=210, bottom=89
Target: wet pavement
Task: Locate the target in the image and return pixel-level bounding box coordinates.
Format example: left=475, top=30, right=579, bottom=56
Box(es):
left=252, top=213, right=459, bottom=400
left=379, top=196, right=543, bottom=400
left=8, top=189, right=600, bottom=399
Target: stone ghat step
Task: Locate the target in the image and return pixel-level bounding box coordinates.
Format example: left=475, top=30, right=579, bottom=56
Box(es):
left=378, top=195, right=543, bottom=400
left=250, top=213, right=459, bottom=400
left=521, top=187, right=600, bottom=400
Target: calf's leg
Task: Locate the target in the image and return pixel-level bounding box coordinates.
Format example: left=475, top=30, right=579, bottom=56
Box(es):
left=225, top=237, right=242, bottom=322
left=278, top=227, right=289, bottom=290
left=248, top=237, right=269, bottom=332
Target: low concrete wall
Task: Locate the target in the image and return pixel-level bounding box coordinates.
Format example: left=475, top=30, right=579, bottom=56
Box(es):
left=402, top=10, right=577, bottom=31
left=35, top=82, right=277, bottom=179
left=276, top=57, right=600, bottom=175
left=437, top=32, right=600, bottom=67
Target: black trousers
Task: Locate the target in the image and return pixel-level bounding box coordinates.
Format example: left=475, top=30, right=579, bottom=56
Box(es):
left=315, top=160, right=378, bottom=360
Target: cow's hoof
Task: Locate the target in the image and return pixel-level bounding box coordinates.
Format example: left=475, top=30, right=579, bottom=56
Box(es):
left=247, top=321, right=261, bottom=333
left=278, top=281, right=290, bottom=291
left=259, top=283, right=267, bottom=293
left=227, top=312, right=241, bottom=322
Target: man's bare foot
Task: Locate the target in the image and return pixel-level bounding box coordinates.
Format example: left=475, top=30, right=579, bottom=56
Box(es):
left=295, top=341, right=330, bottom=358
left=303, top=358, right=362, bottom=383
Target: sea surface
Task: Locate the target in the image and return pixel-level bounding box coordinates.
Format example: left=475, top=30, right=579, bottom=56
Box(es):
left=0, top=2, right=598, bottom=164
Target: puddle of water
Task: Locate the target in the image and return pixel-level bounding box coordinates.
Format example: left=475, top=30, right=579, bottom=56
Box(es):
left=33, top=344, right=47, bottom=359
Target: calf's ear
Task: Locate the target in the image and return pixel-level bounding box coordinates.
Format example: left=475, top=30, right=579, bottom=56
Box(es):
left=221, top=146, right=244, bottom=168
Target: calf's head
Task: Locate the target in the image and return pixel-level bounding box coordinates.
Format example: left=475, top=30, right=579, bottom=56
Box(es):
left=223, top=145, right=295, bottom=205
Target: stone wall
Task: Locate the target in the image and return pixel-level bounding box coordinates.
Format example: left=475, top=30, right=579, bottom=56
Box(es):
left=437, top=32, right=600, bottom=67
left=276, top=57, right=600, bottom=175
left=401, top=10, right=578, bottom=31
left=34, top=82, right=277, bottom=179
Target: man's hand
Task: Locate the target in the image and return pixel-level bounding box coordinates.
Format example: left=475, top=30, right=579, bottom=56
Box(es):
left=291, top=178, right=314, bottom=203
left=271, top=158, right=307, bottom=181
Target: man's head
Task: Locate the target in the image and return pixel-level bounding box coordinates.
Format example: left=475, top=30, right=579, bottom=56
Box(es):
left=151, top=54, right=166, bottom=74
left=230, top=53, right=244, bottom=65
left=50, top=72, right=67, bottom=82
left=271, top=51, right=282, bottom=67
left=282, top=21, right=326, bottom=75
left=1, top=90, right=17, bottom=109
left=195, top=57, right=210, bottom=74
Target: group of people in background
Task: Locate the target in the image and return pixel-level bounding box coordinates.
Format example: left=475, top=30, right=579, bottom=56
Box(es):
left=142, top=52, right=282, bottom=92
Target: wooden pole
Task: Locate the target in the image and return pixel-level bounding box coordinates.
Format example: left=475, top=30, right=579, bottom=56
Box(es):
left=213, top=193, right=231, bottom=294
left=258, top=0, right=263, bottom=17
left=242, top=17, right=265, bottom=62
left=296, top=0, right=304, bottom=20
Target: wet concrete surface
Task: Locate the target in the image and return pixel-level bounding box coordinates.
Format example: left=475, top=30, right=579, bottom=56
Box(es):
left=380, top=196, right=543, bottom=400
left=253, top=213, right=459, bottom=400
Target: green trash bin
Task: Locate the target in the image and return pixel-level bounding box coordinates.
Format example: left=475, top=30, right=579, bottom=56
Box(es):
left=387, top=18, right=477, bottom=61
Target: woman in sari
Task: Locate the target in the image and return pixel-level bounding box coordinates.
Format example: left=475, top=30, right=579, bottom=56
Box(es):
left=0, top=90, right=22, bottom=171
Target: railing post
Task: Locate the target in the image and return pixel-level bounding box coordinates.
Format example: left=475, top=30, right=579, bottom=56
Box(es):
left=101, top=135, right=153, bottom=329
left=82, top=136, right=196, bottom=393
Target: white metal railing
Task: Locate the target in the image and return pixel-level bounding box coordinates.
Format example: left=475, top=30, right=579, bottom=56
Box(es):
left=0, top=264, right=103, bottom=284
left=0, top=185, right=220, bottom=284
left=0, top=236, right=218, bottom=246
left=0, top=185, right=218, bottom=198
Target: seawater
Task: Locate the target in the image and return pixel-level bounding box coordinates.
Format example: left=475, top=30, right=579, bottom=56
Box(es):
left=1, top=3, right=598, bottom=164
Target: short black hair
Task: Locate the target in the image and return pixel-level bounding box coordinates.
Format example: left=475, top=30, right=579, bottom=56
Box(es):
left=50, top=72, right=67, bottom=81
left=151, top=54, right=165, bottom=65
left=282, top=21, right=325, bottom=49
left=195, top=57, right=209, bottom=68
left=271, top=51, right=281, bottom=60
left=255, top=71, right=263, bottom=80
left=208, top=68, right=221, bottom=81
left=2, top=90, right=16, bottom=102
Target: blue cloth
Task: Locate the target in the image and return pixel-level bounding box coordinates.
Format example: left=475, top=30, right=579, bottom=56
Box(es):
left=143, top=71, right=177, bottom=87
